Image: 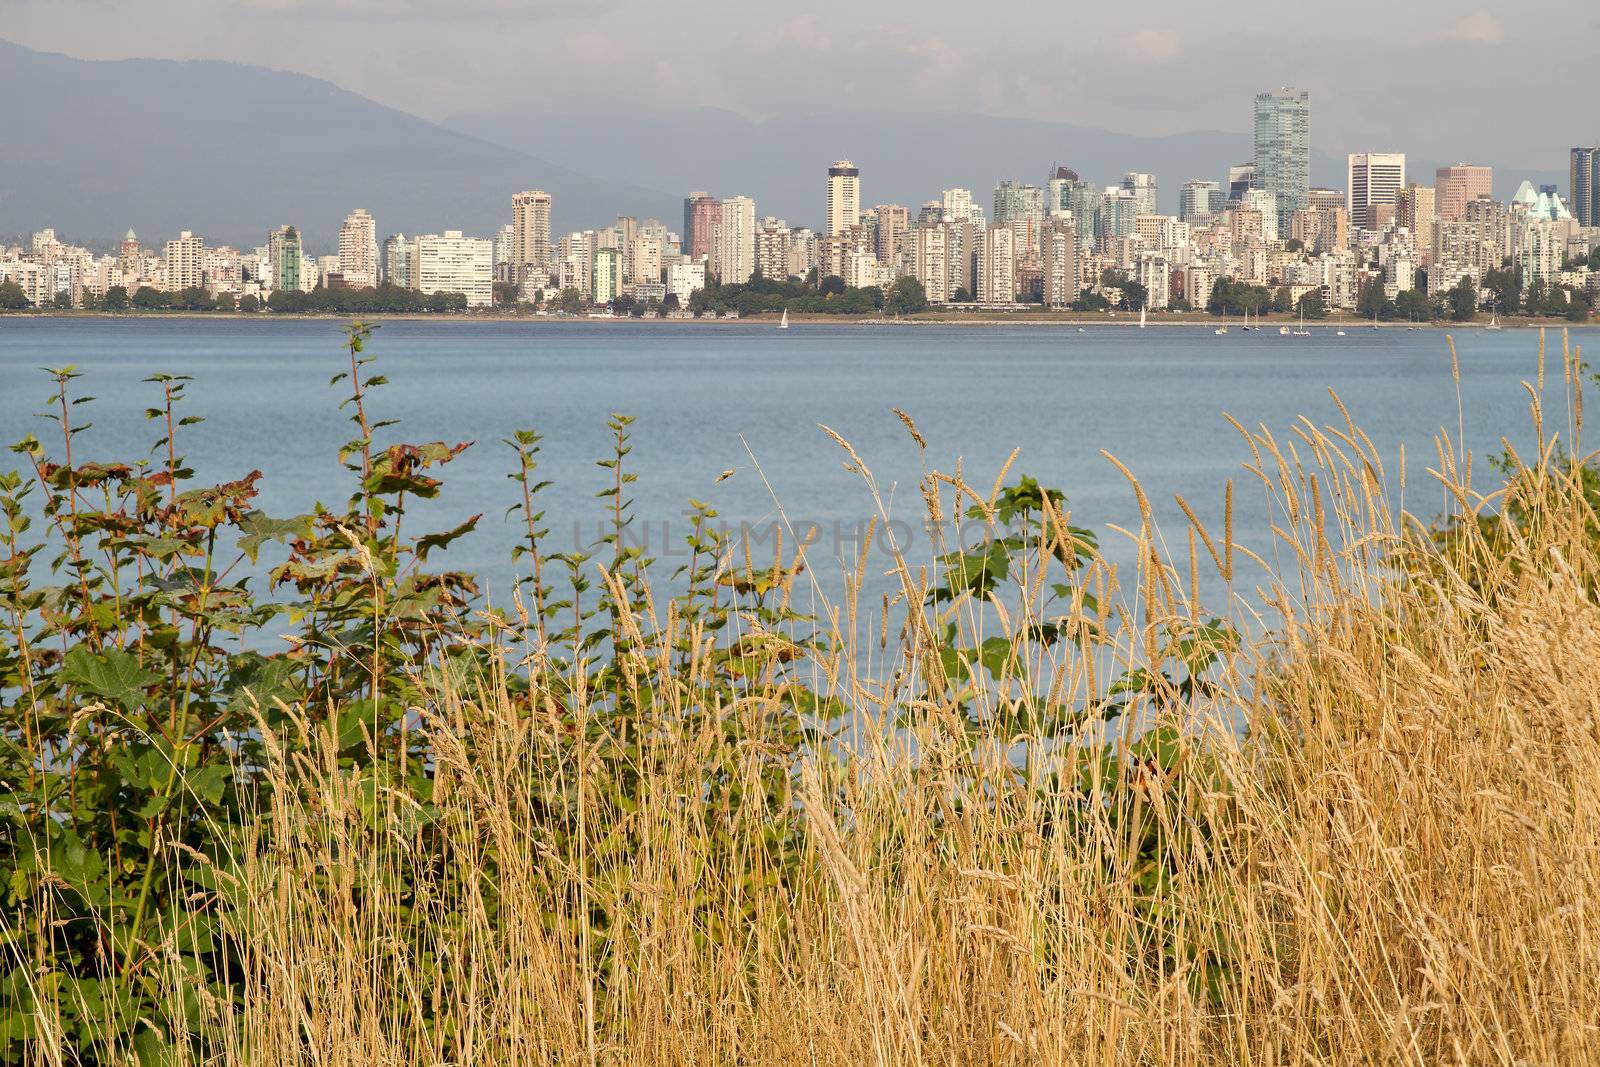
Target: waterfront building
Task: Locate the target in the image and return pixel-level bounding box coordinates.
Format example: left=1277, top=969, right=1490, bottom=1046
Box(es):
left=666, top=260, right=705, bottom=305
left=1253, top=88, right=1310, bottom=234
left=976, top=226, right=1016, bottom=304
left=1348, top=153, right=1407, bottom=231
left=755, top=217, right=792, bottom=282
left=414, top=230, right=493, bottom=307
left=511, top=191, right=553, bottom=277
left=826, top=161, right=861, bottom=237
left=382, top=234, right=412, bottom=288
left=592, top=246, right=622, bottom=305
left=910, top=225, right=949, bottom=304
left=268, top=225, right=302, bottom=293
left=713, top=195, right=756, bottom=284
left=1435, top=165, right=1492, bottom=224
left=1572, top=147, right=1600, bottom=227
left=1041, top=218, right=1078, bottom=308
left=164, top=231, right=205, bottom=291
left=683, top=192, right=719, bottom=260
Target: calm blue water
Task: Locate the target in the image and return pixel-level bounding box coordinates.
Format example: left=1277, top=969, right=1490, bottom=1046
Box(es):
left=2, top=317, right=1593, bottom=612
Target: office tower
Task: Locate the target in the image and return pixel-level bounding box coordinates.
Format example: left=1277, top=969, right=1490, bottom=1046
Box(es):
left=511, top=191, right=553, bottom=279
left=1227, top=163, right=1257, bottom=202
left=414, top=231, right=494, bottom=307
left=976, top=226, right=1015, bottom=304
left=1041, top=218, right=1078, bottom=308
left=335, top=209, right=378, bottom=288
left=591, top=246, right=622, bottom=305
left=1433, top=165, right=1492, bottom=224
left=993, top=180, right=1045, bottom=225
left=1102, top=188, right=1142, bottom=238
left=382, top=235, right=412, bottom=288
left=268, top=225, right=302, bottom=292
left=827, top=161, right=861, bottom=237
left=1179, top=180, right=1222, bottom=223
left=1047, top=169, right=1101, bottom=240
left=164, top=231, right=205, bottom=291
left=713, top=195, right=756, bottom=283
left=1253, top=88, right=1310, bottom=234
left=683, top=192, right=719, bottom=260
left=1121, top=172, right=1159, bottom=217
left=942, top=187, right=973, bottom=221
left=1396, top=184, right=1436, bottom=260
left=1572, top=147, right=1600, bottom=227
left=1347, top=153, right=1407, bottom=230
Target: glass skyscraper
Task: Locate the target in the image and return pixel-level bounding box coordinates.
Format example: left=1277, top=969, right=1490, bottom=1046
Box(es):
left=1572, top=147, right=1600, bottom=228
left=1253, top=88, right=1310, bottom=236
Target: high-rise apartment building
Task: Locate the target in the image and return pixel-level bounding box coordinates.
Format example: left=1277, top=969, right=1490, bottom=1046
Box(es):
left=683, top=192, right=719, bottom=260
left=1179, top=180, right=1223, bottom=224
left=1041, top=218, right=1078, bottom=309
left=414, top=230, right=493, bottom=307
left=1572, top=147, right=1600, bottom=227
left=910, top=225, right=949, bottom=304
left=873, top=204, right=909, bottom=266
left=976, top=226, right=1016, bottom=304
left=993, top=180, right=1045, bottom=225
left=755, top=217, right=792, bottom=282
left=1122, top=172, right=1159, bottom=217
left=511, top=191, right=553, bottom=279
left=1253, top=88, right=1310, bottom=235
left=268, top=225, right=302, bottom=292
left=942, top=188, right=973, bottom=222
left=1396, top=184, right=1436, bottom=261
left=1347, top=153, right=1407, bottom=231
left=591, top=246, right=622, bottom=305
left=713, top=195, right=756, bottom=284
left=164, top=231, right=205, bottom=291
left=336, top=209, right=378, bottom=288
left=382, top=235, right=412, bottom=288
left=1433, top=165, right=1492, bottom=224
left=629, top=234, right=662, bottom=285
left=826, top=161, right=861, bottom=237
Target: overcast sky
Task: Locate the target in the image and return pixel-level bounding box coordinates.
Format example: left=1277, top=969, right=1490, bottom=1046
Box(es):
left=4, top=0, right=1594, bottom=167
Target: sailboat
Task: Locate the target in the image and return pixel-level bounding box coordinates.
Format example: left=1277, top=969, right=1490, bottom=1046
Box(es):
left=1293, top=308, right=1311, bottom=336
left=778, top=307, right=789, bottom=329
left=1484, top=313, right=1502, bottom=331
left=1139, top=306, right=1146, bottom=329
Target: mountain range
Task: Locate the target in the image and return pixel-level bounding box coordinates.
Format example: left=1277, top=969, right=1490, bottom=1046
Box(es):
left=0, top=38, right=1567, bottom=250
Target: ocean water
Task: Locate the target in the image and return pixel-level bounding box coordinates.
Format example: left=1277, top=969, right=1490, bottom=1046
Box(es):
left=1, top=316, right=1593, bottom=614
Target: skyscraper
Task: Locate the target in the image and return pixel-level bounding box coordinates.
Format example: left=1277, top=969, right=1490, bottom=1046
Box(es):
left=826, top=161, right=861, bottom=237
left=1572, top=147, right=1600, bottom=227
left=511, top=191, right=552, bottom=278
left=268, top=225, right=301, bottom=292
left=1347, top=153, right=1407, bottom=231
left=992, top=180, right=1044, bottom=225
left=382, top=235, right=412, bottom=289
left=713, top=195, right=756, bottom=284
left=1179, top=180, right=1222, bottom=224
left=1435, top=165, right=1493, bottom=223
left=1121, top=172, right=1158, bottom=217
left=164, top=231, right=205, bottom=291
left=683, top=192, right=719, bottom=260
left=1253, top=88, right=1310, bottom=235
left=942, top=188, right=973, bottom=222
left=337, top=209, right=378, bottom=288
left=1227, top=163, right=1257, bottom=203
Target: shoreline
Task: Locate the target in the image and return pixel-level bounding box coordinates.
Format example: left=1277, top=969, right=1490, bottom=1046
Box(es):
left=1, top=310, right=1587, bottom=329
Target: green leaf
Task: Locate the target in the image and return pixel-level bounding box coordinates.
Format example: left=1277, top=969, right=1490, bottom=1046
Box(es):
left=61, top=646, right=162, bottom=710
left=236, top=511, right=312, bottom=563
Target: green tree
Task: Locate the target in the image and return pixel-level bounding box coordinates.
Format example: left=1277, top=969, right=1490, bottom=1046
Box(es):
left=0, top=280, right=31, bottom=309
left=101, top=285, right=129, bottom=311
left=238, top=293, right=259, bottom=312
left=214, top=291, right=236, bottom=312
left=1448, top=276, right=1478, bottom=322
left=1119, top=280, right=1149, bottom=312
left=131, top=286, right=172, bottom=310
left=952, top=286, right=972, bottom=303
left=818, top=275, right=846, bottom=297
left=493, top=280, right=518, bottom=307
left=886, top=276, right=928, bottom=316
left=50, top=290, right=73, bottom=310
left=662, top=291, right=680, bottom=312
left=559, top=287, right=584, bottom=313
left=1357, top=279, right=1397, bottom=321
left=1296, top=289, right=1328, bottom=320
left=1394, top=288, right=1434, bottom=322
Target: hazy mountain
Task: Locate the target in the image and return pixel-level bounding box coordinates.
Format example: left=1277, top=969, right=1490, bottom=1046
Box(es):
left=445, top=107, right=1563, bottom=227
left=0, top=38, right=678, bottom=249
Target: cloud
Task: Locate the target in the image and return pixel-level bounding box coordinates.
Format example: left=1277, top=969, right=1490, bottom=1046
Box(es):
left=247, top=0, right=600, bottom=20
left=1445, top=11, right=1505, bottom=44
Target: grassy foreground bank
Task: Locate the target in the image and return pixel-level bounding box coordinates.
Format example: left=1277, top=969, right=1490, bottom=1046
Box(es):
left=2, top=327, right=1597, bottom=1065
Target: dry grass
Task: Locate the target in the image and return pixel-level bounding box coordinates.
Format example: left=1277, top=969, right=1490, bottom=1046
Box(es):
left=23, top=340, right=1600, bottom=1065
